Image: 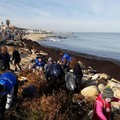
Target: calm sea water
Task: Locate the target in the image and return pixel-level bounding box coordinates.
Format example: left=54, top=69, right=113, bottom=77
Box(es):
left=37, top=32, right=120, bottom=61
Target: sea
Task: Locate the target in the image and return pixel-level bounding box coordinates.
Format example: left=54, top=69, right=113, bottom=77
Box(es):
left=37, top=32, right=120, bottom=61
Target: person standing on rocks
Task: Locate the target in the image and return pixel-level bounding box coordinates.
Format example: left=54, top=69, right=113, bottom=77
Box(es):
left=92, top=86, right=120, bottom=120
left=11, top=47, right=21, bottom=71
left=58, top=51, right=72, bottom=70
left=69, top=58, right=83, bottom=92
left=0, top=46, right=10, bottom=71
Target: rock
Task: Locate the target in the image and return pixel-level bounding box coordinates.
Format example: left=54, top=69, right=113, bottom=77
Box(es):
left=22, top=85, right=37, bottom=98
left=114, top=89, right=120, bottom=98
left=91, top=74, right=101, bottom=80
left=98, top=84, right=105, bottom=93
left=99, top=73, right=109, bottom=80
left=113, top=113, right=120, bottom=120
left=81, top=85, right=100, bottom=98
left=107, top=80, right=120, bottom=89
left=111, top=102, right=120, bottom=111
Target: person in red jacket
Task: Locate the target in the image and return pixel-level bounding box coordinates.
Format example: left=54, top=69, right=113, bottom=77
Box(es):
left=92, top=86, right=120, bottom=120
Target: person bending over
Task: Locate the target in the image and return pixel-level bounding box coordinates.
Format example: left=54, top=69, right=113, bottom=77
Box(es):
left=0, top=71, right=18, bottom=117
left=46, top=63, right=65, bottom=88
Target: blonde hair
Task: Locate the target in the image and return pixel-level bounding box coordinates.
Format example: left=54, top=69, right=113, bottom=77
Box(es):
left=1, top=46, right=8, bottom=54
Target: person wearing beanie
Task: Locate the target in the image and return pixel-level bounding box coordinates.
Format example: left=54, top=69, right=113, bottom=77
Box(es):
left=92, top=86, right=120, bottom=120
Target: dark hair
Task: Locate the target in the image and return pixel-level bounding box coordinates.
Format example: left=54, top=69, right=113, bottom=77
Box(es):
left=0, top=85, right=4, bottom=92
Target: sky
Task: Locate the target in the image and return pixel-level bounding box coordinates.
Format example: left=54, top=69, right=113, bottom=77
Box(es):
left=0, top=0, right=120, bottom=32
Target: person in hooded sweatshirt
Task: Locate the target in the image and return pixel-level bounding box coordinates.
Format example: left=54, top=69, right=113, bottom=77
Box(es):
left=0, top=71, right=18, bottom=117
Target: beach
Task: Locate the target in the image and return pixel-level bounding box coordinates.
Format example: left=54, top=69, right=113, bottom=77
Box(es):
left=21, top=34, right=120, bottom=81
left=1, top=33, right=120, bottom=120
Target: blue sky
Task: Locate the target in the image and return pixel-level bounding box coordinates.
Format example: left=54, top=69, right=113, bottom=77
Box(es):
left=0, top=0, right=120, bottom=32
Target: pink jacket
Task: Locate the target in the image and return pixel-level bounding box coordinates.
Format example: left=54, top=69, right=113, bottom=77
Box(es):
left=92, top=94, right=120, bottom=120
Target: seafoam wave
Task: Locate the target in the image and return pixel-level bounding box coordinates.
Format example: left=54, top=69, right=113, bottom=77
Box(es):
left=47, top=38, right=62, bottom=42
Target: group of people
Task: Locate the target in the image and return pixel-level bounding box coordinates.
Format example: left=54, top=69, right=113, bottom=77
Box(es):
left=0, top=49, right=120, bottom=120
left=30, top=51, right=83, bottom=92
left=0, top=45, right=21, bottom=118
left=0, top=46, right=21, bottom=72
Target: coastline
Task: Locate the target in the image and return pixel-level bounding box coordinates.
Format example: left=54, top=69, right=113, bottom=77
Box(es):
left=23, top=33, right=48, bottom=41
left=22, top=38, right=120, bottom=80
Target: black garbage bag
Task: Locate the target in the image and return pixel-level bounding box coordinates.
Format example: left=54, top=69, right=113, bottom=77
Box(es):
left=22, top=85, right=37, bottom=98
left=65, top=72, right=76, bottom=91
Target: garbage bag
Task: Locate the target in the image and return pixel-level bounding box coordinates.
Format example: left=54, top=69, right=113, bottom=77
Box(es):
left=22, top=85, right=37, bottom=98
left=65, top=72, right=76, bottom=91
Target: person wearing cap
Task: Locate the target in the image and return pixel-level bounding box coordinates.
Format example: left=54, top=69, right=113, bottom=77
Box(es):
left=92, top=86, right=120, bottom=120
left=0, top=71, right=18, bottom=117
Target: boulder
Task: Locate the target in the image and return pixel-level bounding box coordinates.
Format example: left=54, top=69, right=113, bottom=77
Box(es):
left=81, top=85, right=100, bottom=98
left=107, top=80, right=120, bottom=89
left=114, top=89, right=120, bottom=99
left=98, top=84, right=105, bottom=93
left=91, top=74, right=101, bottom=80
left=99, top=73, right=109, bottom=79
left=22, top=85, right=37, bottom=98
left=111, top=102, right=120, bottom=111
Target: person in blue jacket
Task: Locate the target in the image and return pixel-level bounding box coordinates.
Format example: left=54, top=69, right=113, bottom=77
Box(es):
left=0, top=71, right=18, bottom=117
left=58, top=51, right=72, bottom=69
left=32, top=57, right=45, bottom=71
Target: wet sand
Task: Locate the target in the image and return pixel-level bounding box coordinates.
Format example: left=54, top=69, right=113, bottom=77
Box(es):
left=22, top=38, right=120, bottom=80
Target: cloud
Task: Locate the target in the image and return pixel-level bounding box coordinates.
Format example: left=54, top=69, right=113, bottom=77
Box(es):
left=1, top=0, right=120, bottom=32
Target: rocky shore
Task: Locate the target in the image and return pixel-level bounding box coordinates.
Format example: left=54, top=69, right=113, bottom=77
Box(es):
left=2, top=36, right=120, bottom=120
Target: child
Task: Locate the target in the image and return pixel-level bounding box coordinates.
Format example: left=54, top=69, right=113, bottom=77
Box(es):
left=92, top=86, right=120, bottom=120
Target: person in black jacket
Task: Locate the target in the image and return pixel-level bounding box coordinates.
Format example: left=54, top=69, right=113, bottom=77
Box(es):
left=0, top=46, right=10, bottom=71
left=46, top=63, right=65, bottom=88
left=11, top=47, right=21, bottom=71
left=69, top=58, right=83, bottom=93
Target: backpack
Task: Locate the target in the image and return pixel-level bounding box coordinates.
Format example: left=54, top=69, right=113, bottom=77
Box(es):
left=65, top=72, right=76, bottom=91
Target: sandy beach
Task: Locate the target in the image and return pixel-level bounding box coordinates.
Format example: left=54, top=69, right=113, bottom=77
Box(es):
left=23, top=33, right=48, bottom=41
